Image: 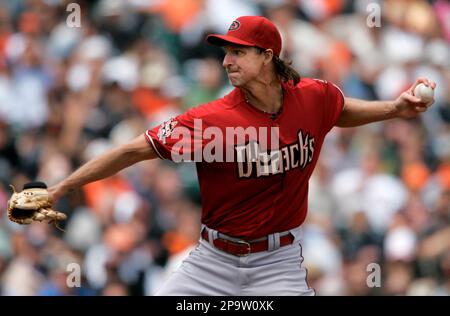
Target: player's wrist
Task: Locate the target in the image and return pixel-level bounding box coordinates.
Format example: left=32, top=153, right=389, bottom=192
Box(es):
left=390, top=99, right=403, bottom=118
left=52, top=182, right=70, bottom=200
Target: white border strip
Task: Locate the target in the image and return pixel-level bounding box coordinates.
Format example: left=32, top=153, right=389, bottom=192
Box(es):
left=332, top=83, right=346, bottom=111
left=145, top=130, right=165, bottom=160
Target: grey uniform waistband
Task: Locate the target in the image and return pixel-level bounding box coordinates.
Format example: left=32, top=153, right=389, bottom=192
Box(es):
left=200, top=224, right=297, bottom=253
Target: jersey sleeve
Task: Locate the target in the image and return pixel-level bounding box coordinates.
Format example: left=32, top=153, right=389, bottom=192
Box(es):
left=144, top=109, right=204, bottom=162
left=321, top=80, right=345, bottom=134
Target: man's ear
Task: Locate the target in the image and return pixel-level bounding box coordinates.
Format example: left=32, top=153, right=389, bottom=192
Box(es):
left=263, top=49, right=274, bottom=65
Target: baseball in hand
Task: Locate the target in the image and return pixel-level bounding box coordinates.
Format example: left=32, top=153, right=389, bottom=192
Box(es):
left=413, top=83, right=435, bottom=102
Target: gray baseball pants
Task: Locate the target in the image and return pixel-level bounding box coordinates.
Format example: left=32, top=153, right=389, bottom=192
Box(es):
left=155, top=225, right=315, bottom=296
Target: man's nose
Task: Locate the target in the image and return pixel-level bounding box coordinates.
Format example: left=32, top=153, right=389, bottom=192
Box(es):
left=223, top=53, right=232, bottom=68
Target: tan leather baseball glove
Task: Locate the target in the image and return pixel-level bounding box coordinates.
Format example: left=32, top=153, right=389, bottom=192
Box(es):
left=7, top=181, right=67, bottom=230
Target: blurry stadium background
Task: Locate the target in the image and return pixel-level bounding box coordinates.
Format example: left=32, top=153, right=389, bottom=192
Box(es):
left=0, top=0, right=449, bottom=296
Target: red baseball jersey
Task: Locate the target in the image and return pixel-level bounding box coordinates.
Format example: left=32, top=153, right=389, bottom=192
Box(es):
left=145, top=78, right=344, bottom=239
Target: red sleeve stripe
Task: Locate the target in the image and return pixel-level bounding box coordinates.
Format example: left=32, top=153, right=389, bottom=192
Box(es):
left=145, top=130, right=165, bottom=160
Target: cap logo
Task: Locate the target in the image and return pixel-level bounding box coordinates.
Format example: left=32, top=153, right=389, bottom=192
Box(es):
left=228, top=20, right=240, bottom=31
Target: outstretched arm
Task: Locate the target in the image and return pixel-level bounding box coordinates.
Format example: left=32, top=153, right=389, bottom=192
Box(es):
left=48, top=134, right=157, bottom=202
left=336, top=78, right=436, bottom=128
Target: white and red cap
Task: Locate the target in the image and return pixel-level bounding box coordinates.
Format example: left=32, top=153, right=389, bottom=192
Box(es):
left=206, top=16, right=282, bottom=57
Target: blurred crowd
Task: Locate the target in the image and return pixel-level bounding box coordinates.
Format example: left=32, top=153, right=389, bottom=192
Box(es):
left=0, top=0, right=449, bottom=296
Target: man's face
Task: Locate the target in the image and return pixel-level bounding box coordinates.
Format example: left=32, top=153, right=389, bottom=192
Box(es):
left=222, top=45, right=265, bottom=87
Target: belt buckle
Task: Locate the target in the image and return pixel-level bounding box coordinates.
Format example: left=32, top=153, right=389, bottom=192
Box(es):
left=233, top=239, right=251, bottom=257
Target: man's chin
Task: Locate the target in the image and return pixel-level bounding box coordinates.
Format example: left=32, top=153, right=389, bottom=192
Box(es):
left=228, top=78, right=241, bottom=87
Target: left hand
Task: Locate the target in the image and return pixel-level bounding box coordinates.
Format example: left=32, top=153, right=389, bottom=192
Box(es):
left=393, top=78, right=436, bottom=119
